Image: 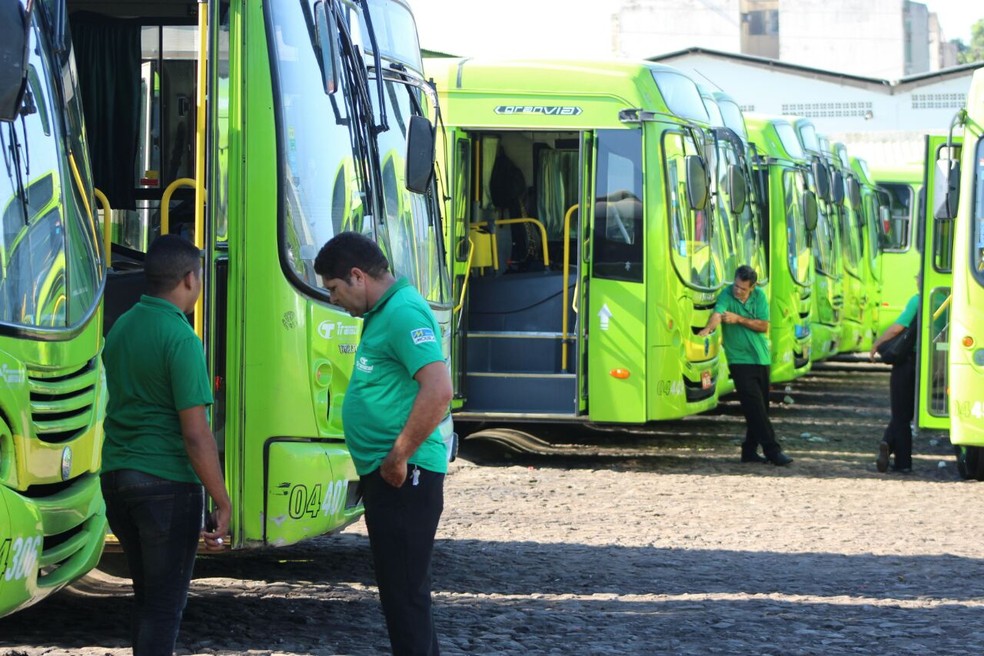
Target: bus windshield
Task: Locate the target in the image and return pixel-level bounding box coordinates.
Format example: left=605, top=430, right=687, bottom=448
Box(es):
left=1, top=15, right=101, bottom=330
left=271, top=1, right=370, bottom=293
left=664, top=130, right=724, bottom=291
left=716, top=138, right=765, bottom=279
left=839, top=201, right=862, bottom=276
left=783, top=170, right=812, bottom=285
left=813, top=204, right=838, bottom=276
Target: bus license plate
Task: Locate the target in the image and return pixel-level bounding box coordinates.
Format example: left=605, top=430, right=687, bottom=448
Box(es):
left=701, top=370, right=711, bottom=389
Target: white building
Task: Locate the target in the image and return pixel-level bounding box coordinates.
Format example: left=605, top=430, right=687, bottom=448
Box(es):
left=614, top=0, right=957, bottom=79
left=651, top=48, right=978, bottom=134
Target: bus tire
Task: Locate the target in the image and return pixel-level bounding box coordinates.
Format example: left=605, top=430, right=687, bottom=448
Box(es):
left=956, top=446, right=984, bottom=481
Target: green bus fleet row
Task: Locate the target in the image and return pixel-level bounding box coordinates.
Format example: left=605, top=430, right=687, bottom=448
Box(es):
left=2, top=0, right=981, bottom=620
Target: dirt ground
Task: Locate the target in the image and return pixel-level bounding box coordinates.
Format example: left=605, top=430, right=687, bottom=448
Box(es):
left=2, top=361, right=982, bottom=656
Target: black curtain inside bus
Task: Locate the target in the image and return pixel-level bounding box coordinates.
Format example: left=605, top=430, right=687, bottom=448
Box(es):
left=69, top=12, right=140, bottom=210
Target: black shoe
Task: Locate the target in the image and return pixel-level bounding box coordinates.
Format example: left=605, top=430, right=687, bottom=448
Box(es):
left=890, top=464, right=912, bottom=474
left=768, top=452, right=793, bottom=466
left=741, top=453, right=768, bottom=463
left=876, top=441, right=890, bottom=473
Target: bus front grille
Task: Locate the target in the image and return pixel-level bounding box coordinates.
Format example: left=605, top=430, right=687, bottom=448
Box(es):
left=27, top=359, right=99, bottom=444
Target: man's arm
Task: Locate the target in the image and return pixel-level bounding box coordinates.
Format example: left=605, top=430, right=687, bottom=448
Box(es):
left=380, top=361, right=454, bottom=487
left=869, top=322, right=905, bottom=361
left=722, top=312, right=769, bottom=333
left=697, top=311, right=723, bottom=337
left=179, top=405, right=232, bottom=549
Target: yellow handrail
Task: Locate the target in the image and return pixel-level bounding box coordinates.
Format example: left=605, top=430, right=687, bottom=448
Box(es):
left=561, top=204, right=578, bottom=370
left=493, top=217, right=551, bottom=267
left=67, top=153, right=98, bottom=260
left=453, top=238, right=476, bottom=314
left=194, top=2, right=208, bottom=339
left=161, top=178, right=197, bottom=236
left=933, top=294, right=951, bottom=321
left=93, top=188, right=112, bottom=267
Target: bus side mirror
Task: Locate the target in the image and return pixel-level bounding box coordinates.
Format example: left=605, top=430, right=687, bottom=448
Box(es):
left=0, top=0, right=31, bottom=122
left=727, top=164, right=747, bottom=215
left=933, top=158, right=960, bottom=220
left=847, top=177, right=862, bottom=210
left=314, top=1, right=340, bottom=95
left=405, top=115, right=436, bottom=194
left=803, top=190, right=819, bottom=231
left=830, top=171, right=845, bottom=205
left=685, top=155, right=708, bottom=210
left=812, top=160, right=831, bottom=203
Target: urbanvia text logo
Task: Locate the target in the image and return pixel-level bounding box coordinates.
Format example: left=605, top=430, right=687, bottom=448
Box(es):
left=0, top=364, right=25, bottom=385
left=494, top=105, right=583, bottom=116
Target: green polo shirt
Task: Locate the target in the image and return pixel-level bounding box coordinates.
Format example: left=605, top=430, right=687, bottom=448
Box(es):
left=715, top=284, right=771, bottom=366
left=342, top=278, right=448, bottom=476
left=101, top=295, right=213, bottom=483
left=896, top=294, right=919, bottom=328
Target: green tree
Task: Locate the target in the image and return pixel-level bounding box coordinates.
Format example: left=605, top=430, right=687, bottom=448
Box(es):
left=955, top=19, right=984, bottom=65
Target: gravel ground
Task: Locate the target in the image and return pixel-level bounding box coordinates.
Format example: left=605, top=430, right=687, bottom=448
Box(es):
left=2, top=361, right=981, bottom=656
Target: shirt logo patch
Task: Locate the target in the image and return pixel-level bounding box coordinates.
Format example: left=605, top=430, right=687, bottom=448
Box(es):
left=410, top=328, right=436, bottom=345
left=356, top=357, right=374, bottom=373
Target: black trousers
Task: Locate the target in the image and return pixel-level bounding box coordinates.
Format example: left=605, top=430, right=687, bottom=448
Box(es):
left=729, top=364, right=781, bottom=457
left=362, top=466, right=444, bottom=656
left=883, top=354, right=916, bottom=469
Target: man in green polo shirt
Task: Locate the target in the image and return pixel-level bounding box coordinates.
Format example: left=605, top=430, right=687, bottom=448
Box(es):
left=101, top=234, right=231, bottom=656
left=699, top=265, right=792, bottom=466
left=315, top=232, right=453, bottom=656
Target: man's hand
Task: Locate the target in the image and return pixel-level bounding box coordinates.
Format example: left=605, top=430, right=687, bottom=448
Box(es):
left=380, top=452, right=409, bottom=487
left=202, top=504, right=231, bottom=550
left=721, top=311, right=740, bottom=325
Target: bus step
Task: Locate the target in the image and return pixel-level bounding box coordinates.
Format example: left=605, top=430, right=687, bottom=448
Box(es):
left=462, top=372, right=577, bottom=413
left=464, top=331, right=573, bottom=374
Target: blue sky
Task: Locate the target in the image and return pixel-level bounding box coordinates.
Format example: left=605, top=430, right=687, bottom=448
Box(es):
left=409, top=0, right=981, bottom=60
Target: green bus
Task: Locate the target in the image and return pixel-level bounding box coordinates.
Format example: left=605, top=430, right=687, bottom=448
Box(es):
left=849, top=155, right=889, bottom=354
left=928, top=68, right=983, bottom=478
left=701, top=89, right=768, bottom=396
left=790, top=119, right=842, bottom=362
left=827, top=140, right=871, bottom=354
left=426, top=57, right=725, bottom=426
left=2, top=0, right=447, bottom=618
left=0, top=0, right=107, bottom=616
left=745, top=114, right=817, bottom=383
left=869, top=161, right=924, bottom=334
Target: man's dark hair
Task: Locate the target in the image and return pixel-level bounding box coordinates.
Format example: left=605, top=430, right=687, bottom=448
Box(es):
left=145, top=234, right=202, bottom=295
left=314, top=232, right=390, bottom=282
left=735, top=265, right=758, bottom=285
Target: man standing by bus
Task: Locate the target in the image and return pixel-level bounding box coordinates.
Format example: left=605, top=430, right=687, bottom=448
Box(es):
left=699, top=265, right=793, bottom=466
left=101, top=234, right=231, bottom=656
left=315, top=232, right=453, bottom=656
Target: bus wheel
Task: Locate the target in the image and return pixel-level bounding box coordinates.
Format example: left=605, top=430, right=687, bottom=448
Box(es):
left=956, top=446, right=984, bottom=481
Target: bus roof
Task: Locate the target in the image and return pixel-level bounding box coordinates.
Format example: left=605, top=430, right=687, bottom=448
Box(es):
left=424, top=57, right=709, bottom=128
left=745, top=112, right=806, bottom=162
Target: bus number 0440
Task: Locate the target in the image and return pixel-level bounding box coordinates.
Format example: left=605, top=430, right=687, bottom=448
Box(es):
left=287, top=481, right=347, bottom=520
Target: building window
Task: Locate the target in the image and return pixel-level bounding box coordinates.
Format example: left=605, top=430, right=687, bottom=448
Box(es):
left=911, top=93, right=966, bottom=110
left=743, top=9, right=779, bottom=35
left=780, top=101, right=873, bottom=119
